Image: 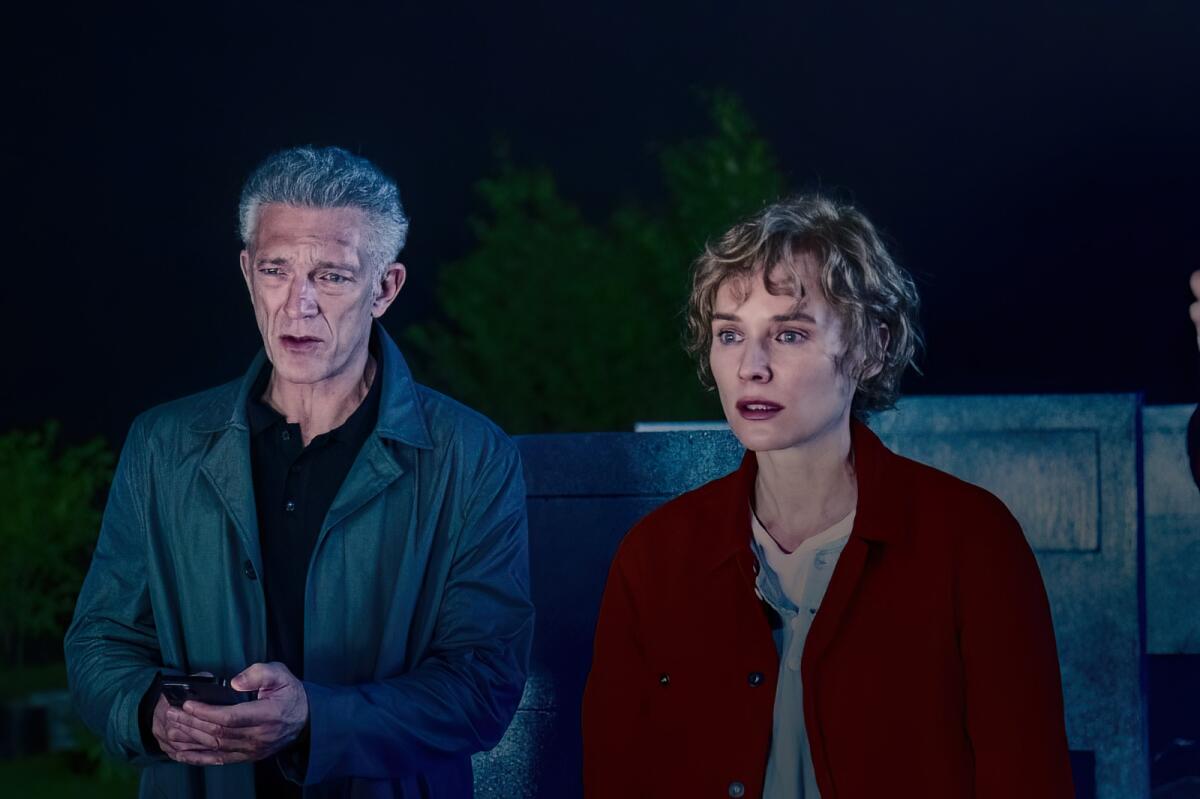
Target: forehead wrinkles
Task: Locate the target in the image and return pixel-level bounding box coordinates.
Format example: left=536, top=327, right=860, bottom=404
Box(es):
left=257, top=233, right=362, bottom=265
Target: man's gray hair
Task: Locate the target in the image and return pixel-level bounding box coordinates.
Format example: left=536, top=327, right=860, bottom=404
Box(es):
left=238, top=146, right=409, bottom=276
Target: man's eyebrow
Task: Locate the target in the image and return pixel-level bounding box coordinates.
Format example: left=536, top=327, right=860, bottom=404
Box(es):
left=712, top=312, right=739, bottom=322
left=254, top=256, right=359, bottom=271
left=315, top=260, right=359, bottom=272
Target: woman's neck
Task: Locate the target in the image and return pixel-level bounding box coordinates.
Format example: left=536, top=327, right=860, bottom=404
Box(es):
left=752, top=423, right=857, bottom=553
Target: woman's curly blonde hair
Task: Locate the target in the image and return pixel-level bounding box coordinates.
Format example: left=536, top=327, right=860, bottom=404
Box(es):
left=685, top=194, right=923, bottom=419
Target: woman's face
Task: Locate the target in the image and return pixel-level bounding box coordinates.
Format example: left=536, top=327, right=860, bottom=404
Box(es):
left=708, top=257, right=858, bottom=453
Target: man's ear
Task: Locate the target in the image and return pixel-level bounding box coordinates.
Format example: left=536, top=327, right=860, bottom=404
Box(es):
left=239, top=250, right=253, bottom=293
left=371, top=263, right=407, bottom=318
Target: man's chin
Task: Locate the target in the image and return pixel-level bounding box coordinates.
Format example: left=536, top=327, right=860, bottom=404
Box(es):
left=266, top=354, right=330, bottom=387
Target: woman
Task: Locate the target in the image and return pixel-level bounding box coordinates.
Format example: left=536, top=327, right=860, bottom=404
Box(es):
left=581, top=196, right=1073, bottom=797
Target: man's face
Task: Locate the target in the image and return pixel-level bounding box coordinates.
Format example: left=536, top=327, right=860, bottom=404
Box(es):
left=239, top=204, right=404, bottom=386
left=708, top=256, right=858, bottom=453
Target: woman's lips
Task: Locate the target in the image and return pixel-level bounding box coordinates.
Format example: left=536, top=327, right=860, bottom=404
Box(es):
left=279, top=335, right=322, bottom=353
left=736, top=398, right=784, bottom=421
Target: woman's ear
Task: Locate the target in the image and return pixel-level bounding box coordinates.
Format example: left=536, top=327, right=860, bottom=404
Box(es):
left=861, top=323, right=890, bottom=380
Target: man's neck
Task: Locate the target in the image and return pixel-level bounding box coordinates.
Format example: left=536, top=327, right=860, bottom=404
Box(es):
left=752, top=420, right=857, bottom=553
left=264, top=351, right=377, bottom=447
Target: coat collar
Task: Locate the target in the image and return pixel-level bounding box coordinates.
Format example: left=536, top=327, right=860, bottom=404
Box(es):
left=697, top=418, right=907, bottom=574
left=188, top=321, right=434, bottom=450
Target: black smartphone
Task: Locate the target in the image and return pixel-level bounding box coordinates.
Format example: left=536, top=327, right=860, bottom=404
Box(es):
left=160, top=674, right=257, bottom=707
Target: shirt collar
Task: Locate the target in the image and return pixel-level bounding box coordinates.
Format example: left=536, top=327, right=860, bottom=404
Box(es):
left=190, top=321, right=434, bottom=450
left=245, top=336, right=384, bottom=442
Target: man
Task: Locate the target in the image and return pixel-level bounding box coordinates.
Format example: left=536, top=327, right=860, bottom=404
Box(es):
left=65, top=146, right=533, bottom=797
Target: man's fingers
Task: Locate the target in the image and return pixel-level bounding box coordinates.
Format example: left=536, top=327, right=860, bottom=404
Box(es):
left=182, top=699, right=269, bottom=727
left=1190, top=270, right=1200, bottom=301
left=1190, top=300, right=1200, bottom=326
left=167, top=708, right=223, bottom=736
left=231, top=662, right=281, bottom=692
left=165, top=721, right=220, bottom=749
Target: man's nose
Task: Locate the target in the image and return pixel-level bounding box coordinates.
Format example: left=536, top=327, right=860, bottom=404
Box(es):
left=284, top=276, right=319, bottom=319
left=738, top=340, right=772, bottom=382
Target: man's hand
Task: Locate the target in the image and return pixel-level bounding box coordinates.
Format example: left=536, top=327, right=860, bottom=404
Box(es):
left=152, top=692, right=217, bottom=760
left=1189, top=270, right=1200, bottom=349
left=163, top=662, right=309, bottom=766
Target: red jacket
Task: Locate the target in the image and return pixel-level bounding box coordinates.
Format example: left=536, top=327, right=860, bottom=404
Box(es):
left=582, top=421, right=1074, bottom=798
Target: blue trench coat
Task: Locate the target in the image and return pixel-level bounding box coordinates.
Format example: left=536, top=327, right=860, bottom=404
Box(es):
left=65, top=325, right=534, bottom=798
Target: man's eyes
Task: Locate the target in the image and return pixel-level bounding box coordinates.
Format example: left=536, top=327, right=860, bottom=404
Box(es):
left=256, top=268, right=352, bottom=284
left=716, top=330, right=741, bottom=344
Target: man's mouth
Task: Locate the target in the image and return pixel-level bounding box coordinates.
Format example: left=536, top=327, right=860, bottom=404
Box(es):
left=736, top=398, right=784, bottom=421
left=279, top=335, right=322, bottom=352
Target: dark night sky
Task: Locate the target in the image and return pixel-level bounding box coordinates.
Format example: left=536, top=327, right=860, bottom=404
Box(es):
left=5, top=1, right=1200, bottom=447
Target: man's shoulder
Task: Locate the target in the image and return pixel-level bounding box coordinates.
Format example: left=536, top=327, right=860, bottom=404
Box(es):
left=135, top=379, right=242, bottom=431
left=129, top=377, right=243, bottom=443
left=412, top=383, right=516, bottom=456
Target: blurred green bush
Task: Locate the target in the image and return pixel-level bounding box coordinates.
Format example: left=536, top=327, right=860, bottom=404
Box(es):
left=0, top=423, right=113, bottom=667
left=405, top=91, right=784, bottom=433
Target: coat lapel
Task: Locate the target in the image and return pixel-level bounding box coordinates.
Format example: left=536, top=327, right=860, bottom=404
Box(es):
left=200, top=424, right=263, bottom=580
left=192, top=354, right=268, bottom=579
left=316, top=324, right=431, bottom=547
left=801, top=421, right=904, bottom=674
left=318, top=435, right=405, bottom=543
left=801, top=536, right=870, bottom=674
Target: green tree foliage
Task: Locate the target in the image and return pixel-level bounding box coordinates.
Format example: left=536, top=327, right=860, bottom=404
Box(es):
left=404, top=92, right=784, bottom=433
left=0, top=424, right=113, bottom=666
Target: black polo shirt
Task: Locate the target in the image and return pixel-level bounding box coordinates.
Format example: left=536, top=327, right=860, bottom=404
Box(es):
left=246, top=359, right=381, bottom=794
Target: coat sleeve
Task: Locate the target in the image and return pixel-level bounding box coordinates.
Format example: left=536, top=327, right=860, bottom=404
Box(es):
left=64, top=416, right=164, bottom=764
left=957, top=497, right=1075, bottom=798
left=581, top=534, right=651, bottom=799
left=300, top=440, right=534, bottom=784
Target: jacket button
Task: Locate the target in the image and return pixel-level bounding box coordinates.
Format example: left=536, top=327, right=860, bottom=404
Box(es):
left=243, top=560, right=257, bottom=580
left=728, top=781, right=745, bottom=797
left=748, top=671, right=764, bottom=686
left=658, top=673, right=670, bottom=686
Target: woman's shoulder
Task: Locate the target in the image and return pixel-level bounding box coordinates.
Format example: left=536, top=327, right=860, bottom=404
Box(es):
left=893, top=451, right=1010, bottom=514
left=881, top=448, right=1026, bottom=553
left=613, top=467, right=746, bottom=567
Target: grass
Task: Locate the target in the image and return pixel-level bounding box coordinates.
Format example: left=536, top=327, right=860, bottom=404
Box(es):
left=0, top=752, right=139, bottom=797
left=0, top=660, right=140, bottom=796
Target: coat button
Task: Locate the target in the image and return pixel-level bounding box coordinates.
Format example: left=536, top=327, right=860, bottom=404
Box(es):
left=728, top=781, right=745, bottom=797
left=658, top=673, right=670, bottom=686
left=285, top=500, right=296, bottom=512
left=243, top=560, right=257, bottom=580
left=748, top=671, right=764, bottom=686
